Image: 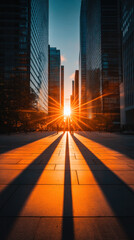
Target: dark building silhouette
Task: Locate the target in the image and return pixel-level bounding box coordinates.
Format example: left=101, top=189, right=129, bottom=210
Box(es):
left=80, top=0, right=121, bottom=127
left=61, top=65, right=64, bottom=113
left=74, top=70, right=79, bottom=114
left=79, top=0, right=87, bottom=118
left=72, top=80, right=75, bottom=100
left=70, top=80, right=75, bottom=112
left=120, top=0, right=134, bottom=128
left=48, top=46, right=61, bottom=115
left=0, top=0, right=49, bottom=128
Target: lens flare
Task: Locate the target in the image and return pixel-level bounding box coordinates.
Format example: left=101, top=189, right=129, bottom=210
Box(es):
left=64, top=106, right=71, bottom=116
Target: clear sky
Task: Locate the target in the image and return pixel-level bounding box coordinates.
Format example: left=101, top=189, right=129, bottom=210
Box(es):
left=49, top=0, right=81, bottom=107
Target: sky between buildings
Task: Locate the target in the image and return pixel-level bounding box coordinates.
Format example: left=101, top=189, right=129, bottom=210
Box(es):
left=49, top=0, right=81, bottom=107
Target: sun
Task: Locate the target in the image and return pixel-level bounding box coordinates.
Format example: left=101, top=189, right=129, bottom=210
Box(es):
left=64, top=106, right=71, bottom=116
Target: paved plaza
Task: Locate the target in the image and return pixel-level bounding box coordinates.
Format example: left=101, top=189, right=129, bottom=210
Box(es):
left=0, top=131, right=134, bottom=240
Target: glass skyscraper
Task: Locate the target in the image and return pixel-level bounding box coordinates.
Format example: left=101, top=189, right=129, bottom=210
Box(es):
left=61, top=65, right=64, bottom=112
left=48, top=46, right=61, bottom=115
left=79, top=0, right=87, bottom=117
left=30, top=0, right=49, bottom=113
left=121, top=0, right=134, bottom=127
left=74, top=70, right=79, bottom=108
left=85, top=0, right=121, bottom=126
left=70, top=80, right=75, bottom=113
left=0, top=0, right=49, bottom=127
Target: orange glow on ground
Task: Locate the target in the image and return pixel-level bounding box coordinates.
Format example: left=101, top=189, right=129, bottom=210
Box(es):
left=0, top=132, right=134, bottom=239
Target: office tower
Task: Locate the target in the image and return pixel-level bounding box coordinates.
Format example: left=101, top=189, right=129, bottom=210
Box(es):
left=74, top=70, right=79, bottom=113
left=48, top=46, right=61, bottom=115
left=80, top=0, right=121, bottom=127
left=70, top=80, right=75, bottom=111
left=120, top=0, right=134, bottom=128
left=72, top=80, right=75, bottom=100
left=61, top=65, right=64, bottom=113
left=0, top=0, right=49, bottom=128
left=79, top=0, right=87, bottom=117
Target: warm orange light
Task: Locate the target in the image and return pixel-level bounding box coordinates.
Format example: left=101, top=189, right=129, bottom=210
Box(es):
left=89, top=114, right=92, bottom=119
left=64, top=106, right=71, bottom=116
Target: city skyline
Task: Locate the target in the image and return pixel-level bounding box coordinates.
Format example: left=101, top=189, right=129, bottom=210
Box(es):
left=0, top=1, right=134, bottom=239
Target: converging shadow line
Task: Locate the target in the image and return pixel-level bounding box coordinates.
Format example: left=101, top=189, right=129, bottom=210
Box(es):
left=0, top=131, right=56, bottom=155
left=77, top=131, right=134, bottom=160
left=62, top=132, right=74, bottom=240
left=72, top=134, right=134, bottom=240
left=0, top=134, right=63, bottom=240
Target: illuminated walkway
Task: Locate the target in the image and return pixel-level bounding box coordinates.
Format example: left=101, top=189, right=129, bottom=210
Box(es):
left=0, top=131, right=134, bottom=239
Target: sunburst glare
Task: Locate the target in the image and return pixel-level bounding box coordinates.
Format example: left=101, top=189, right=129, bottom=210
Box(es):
left=64, top=106, right=71, bottom=116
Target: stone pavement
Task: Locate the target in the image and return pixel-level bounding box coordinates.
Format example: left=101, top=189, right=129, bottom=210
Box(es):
left=0, top=131, right=134, bottom=240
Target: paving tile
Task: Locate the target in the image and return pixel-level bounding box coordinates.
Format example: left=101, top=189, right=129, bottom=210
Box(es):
left=73, top=217, right=133, bottom=240
left=35, top=217, right=133, bottom=240
left=96, top=155, right=118, bottom=160
left=35, top=218, right=62, bottom=240
left=89, top=164, right=133, bottom=171
left=2, top=184, right=133, bottom=217
left=55, top=165, right=89, bottom=170
left=18, top=159, right=41, bottom=165
left=0, top=164, right=27, bottom=170
left=77, top=170, right=134, bottom=184
left=0, top=169, right=78, bottom=185
left=0, top=217, right=39, bottom=240
left=0, top=185, right=18, bottom=209
left=71, top=185, right=134, bottom=217
left=69, top=156, right=77, bottom=160
left=129, top=164, right=134, bottom=169
left=70, top=160, right=87, bottom=165
left=0, top=159, right=21, bottom=164
left=0, top=185, right=64, bottom=216
left=112, top=170, right=134, bottom=184
left=100, top=159, right=134, bottom=165
left=106, top=164, right=133, bottom=170
left=37, top=170, right=78, bottom=185
left=77, top=171, right=123, bottom=185
left=0, top=170, right=24, bottom=185
left=45, top=160, right=65, bottom=165
left=0, top=164, right=55, bottom=170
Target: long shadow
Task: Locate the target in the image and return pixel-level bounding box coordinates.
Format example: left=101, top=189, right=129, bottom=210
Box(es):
left=78, top=132, right=134, bottom=159
left=72, top=134, right=134, bottom=240
left=48, top=132, right=59, bottom=137
left=0, top=134, right=63, bottom=240
left=62, top=132, right=74, bottom=240
left=0, top=131, right=56, bottom=154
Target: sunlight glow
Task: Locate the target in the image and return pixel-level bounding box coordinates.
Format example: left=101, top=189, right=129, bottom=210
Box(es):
left=64, top=106, right=71, bottom=116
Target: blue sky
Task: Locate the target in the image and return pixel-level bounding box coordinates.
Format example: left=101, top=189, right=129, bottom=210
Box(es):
left=49, top=0, right=81, bottom=106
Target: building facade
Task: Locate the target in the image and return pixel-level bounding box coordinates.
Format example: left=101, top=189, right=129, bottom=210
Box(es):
left=80, top=0, right=121, bottom=127
left=70, top=80, right=75, bottom=112
left=30, top=0, right=49, bottom=113
left=79, top=0, right=87, bottom=117
left=121, top=0, right=134, bottom=127
left=0, top=0, right=49, bottom=128
left=48, top=46, right=61, bottom=115
left=100, top=0, right=121, bottom=125
left=74, top=70, right=79, bottom=115
left=61, top=65, right=64, bottom=113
